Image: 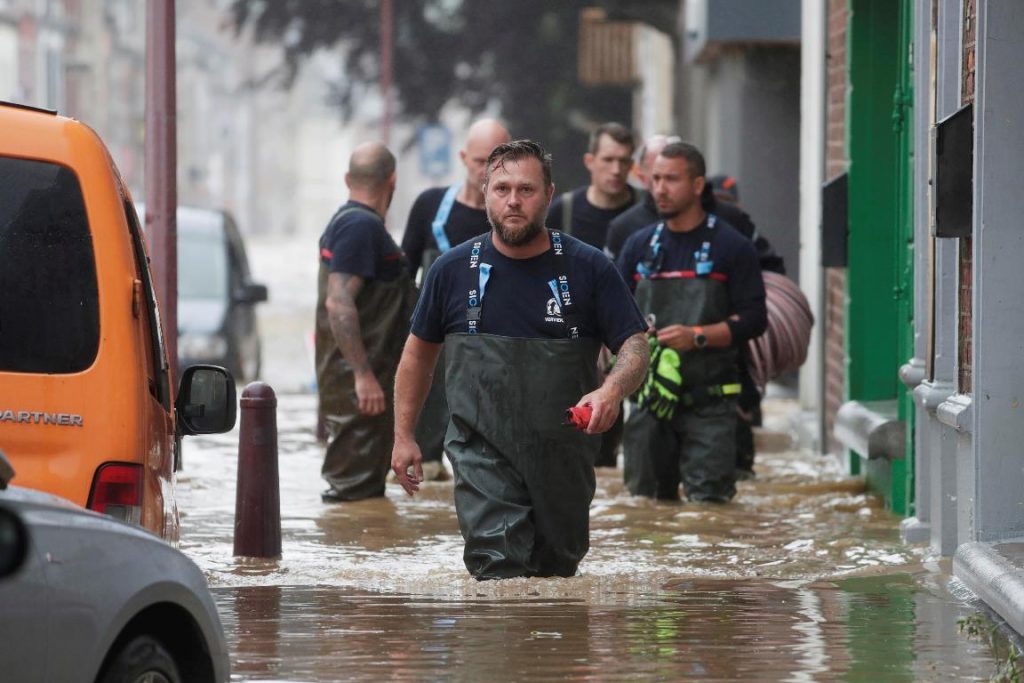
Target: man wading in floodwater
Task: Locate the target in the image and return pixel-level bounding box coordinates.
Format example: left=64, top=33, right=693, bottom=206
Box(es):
left=390, top=140, right=650, bottom=580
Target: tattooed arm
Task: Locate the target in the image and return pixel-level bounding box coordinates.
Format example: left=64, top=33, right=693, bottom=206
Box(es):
left=605, top=332, right=651, bottom=401
left=577, top=332, right=651, bottom=434
left=326, top=272, right=384, bottom=415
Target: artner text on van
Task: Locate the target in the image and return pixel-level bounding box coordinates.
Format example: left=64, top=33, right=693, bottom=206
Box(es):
left=0, top=410, right=84, bottom=427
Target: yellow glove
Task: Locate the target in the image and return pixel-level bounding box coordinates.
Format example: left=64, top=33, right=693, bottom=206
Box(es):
left=638, top=343, right=683, bottom=421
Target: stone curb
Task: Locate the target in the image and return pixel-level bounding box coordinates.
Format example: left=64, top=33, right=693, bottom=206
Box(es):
left=954, top=540, right=1024, bottom=636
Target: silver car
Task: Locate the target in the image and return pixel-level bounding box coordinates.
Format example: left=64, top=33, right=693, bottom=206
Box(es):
left=0, top=453, right=229, bottom=683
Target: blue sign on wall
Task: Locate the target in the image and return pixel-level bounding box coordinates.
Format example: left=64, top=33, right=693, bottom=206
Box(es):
left=417, top=124, right=452, bottom=179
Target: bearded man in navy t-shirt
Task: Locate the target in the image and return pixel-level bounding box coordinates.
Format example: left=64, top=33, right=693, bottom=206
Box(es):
left=390, top=140, right=650, bottom=580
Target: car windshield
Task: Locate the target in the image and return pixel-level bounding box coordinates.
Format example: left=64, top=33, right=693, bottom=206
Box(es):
left=178, top=230, right=228, bottom=300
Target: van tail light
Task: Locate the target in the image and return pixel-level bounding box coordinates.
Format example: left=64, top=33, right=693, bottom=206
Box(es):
left=87, top=463, right=143, bottom=526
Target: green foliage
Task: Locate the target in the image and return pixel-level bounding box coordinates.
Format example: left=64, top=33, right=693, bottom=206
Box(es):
left=958, top=613, right=1023, bottom=683
left=958, top=613, right=989, bottom=638
left=995, top=649, right=1022, bottom=683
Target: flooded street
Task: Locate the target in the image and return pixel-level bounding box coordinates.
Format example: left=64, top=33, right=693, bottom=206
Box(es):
left=178, top=391, right=1008, bottom=681
left=5, top=1, right=1016, bottom=678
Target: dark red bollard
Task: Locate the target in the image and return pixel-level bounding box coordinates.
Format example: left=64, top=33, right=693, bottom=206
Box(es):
left=234, top=382, right=281, bottom=558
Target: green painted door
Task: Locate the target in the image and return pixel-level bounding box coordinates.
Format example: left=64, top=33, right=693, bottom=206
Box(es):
left=893, top=0, right=915, bottom=517
left=846, top=0, right=915, bottom=514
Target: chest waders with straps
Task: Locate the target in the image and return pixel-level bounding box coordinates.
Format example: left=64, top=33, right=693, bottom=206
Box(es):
left=315, top=206, right=419, bottom=500
left=623, top=215, right=740, bottom=503
left=413, top=183, right=462, bottom=464
left=443, top=232, right=601, bottom=579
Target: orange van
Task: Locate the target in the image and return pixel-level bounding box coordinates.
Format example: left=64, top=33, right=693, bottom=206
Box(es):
left=0, top=101, right=236, bottom=541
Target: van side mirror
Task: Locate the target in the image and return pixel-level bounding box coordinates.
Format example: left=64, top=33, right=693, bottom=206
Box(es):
left=176, top=365, right=237, bottom=435
left=235, top=282, right=268, bottom=304
left=0, top=506, right=28, bottom=579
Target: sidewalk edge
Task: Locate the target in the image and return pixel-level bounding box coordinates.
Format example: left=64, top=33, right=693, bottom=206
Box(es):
left=954, top=541, right=1024, bottom=636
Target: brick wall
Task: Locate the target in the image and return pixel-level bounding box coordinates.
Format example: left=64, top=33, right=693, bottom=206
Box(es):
left=826, top=0, right=848, bottom=181
left=959, top=0, right=976, bottom=393
left=823, top=0, right=849, bottom=454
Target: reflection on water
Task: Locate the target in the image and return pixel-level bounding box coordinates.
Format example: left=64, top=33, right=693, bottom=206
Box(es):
left=180, top=395, right=1004, bottom=681
left=214, top=575, right=999, bottom=682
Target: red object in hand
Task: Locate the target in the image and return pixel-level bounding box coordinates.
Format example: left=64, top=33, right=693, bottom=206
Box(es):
left=565, top=405, right=593, bottom=431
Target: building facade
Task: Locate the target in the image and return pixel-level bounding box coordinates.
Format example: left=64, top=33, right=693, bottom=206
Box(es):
left=805, top=0, right=1024, bottom=631
left=678, top=0, right=803, bottom=290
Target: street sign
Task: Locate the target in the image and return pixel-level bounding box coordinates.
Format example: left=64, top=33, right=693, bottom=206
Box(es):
left=417, top=124, right=452, bottom=179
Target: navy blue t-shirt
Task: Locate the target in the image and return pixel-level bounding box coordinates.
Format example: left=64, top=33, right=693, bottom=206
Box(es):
left=616, top=216, right=767, bottom=342
left=319, top=200, right=407, bottom=281
left=546, top=186, right=637, bottom=250
left=412, top=231, right=646, bottom=353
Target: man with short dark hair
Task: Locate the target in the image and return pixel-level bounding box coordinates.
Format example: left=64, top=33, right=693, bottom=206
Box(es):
left=605, top=134, right=677, bottom=260
left=607, top=135, right=784, bottom=272
left=316, top=142, right=418, bottom=502
left=546, top=122, right=637, bottom=250
left=391, top=140, right=650, bottom=579
left=617, top=142, right=767, bottom=503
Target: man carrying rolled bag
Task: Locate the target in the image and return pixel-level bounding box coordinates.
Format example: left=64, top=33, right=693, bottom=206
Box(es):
left=616, top=142, right=767, bottom=502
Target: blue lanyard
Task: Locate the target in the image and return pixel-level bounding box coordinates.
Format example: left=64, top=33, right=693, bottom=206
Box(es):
left=478, top=263, right=492, bottom=302
left=466, top=239, right=490, bottom=334
left=635, top=214, right=717, bottom=279
left=465, top=232, right=575, bottom=338
left=431, top=183, right=461, bottom=253
left=636, top=222, right=665, bottom=279
left=548, top=231, right=578, bottom=339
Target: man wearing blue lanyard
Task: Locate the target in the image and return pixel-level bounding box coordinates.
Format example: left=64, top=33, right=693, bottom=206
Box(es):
left=391, top=140, right=651, bottom=579
left=616, top=142, right=767, bottom=503
left=608, top=136, right=786, bottom=483
left=402, top=119, right=512, bottom=281
left=401, top=119, right=511, bottom=479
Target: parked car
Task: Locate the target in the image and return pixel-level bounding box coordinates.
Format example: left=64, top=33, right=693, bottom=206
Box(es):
left=0, top=451, right=230, bottom=683
left=0, top=101, right=237, bottom=540
left=137, top=203, right=268, bottom=384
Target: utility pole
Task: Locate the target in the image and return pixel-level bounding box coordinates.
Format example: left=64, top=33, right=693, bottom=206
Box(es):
left=380, top=0, right=393, bottom=145
left=145, top=0, right=178, bottom=384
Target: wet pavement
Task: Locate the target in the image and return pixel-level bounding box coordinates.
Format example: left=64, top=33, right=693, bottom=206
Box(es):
left=177, top=392, right=1011, bottom=681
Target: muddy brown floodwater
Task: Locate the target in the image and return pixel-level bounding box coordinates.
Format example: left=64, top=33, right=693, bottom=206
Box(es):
left=179, top=394, right=1007, bottom=681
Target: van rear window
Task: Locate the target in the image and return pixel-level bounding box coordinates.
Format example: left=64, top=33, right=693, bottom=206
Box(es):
left=0, top=156, right=99, bottom=373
